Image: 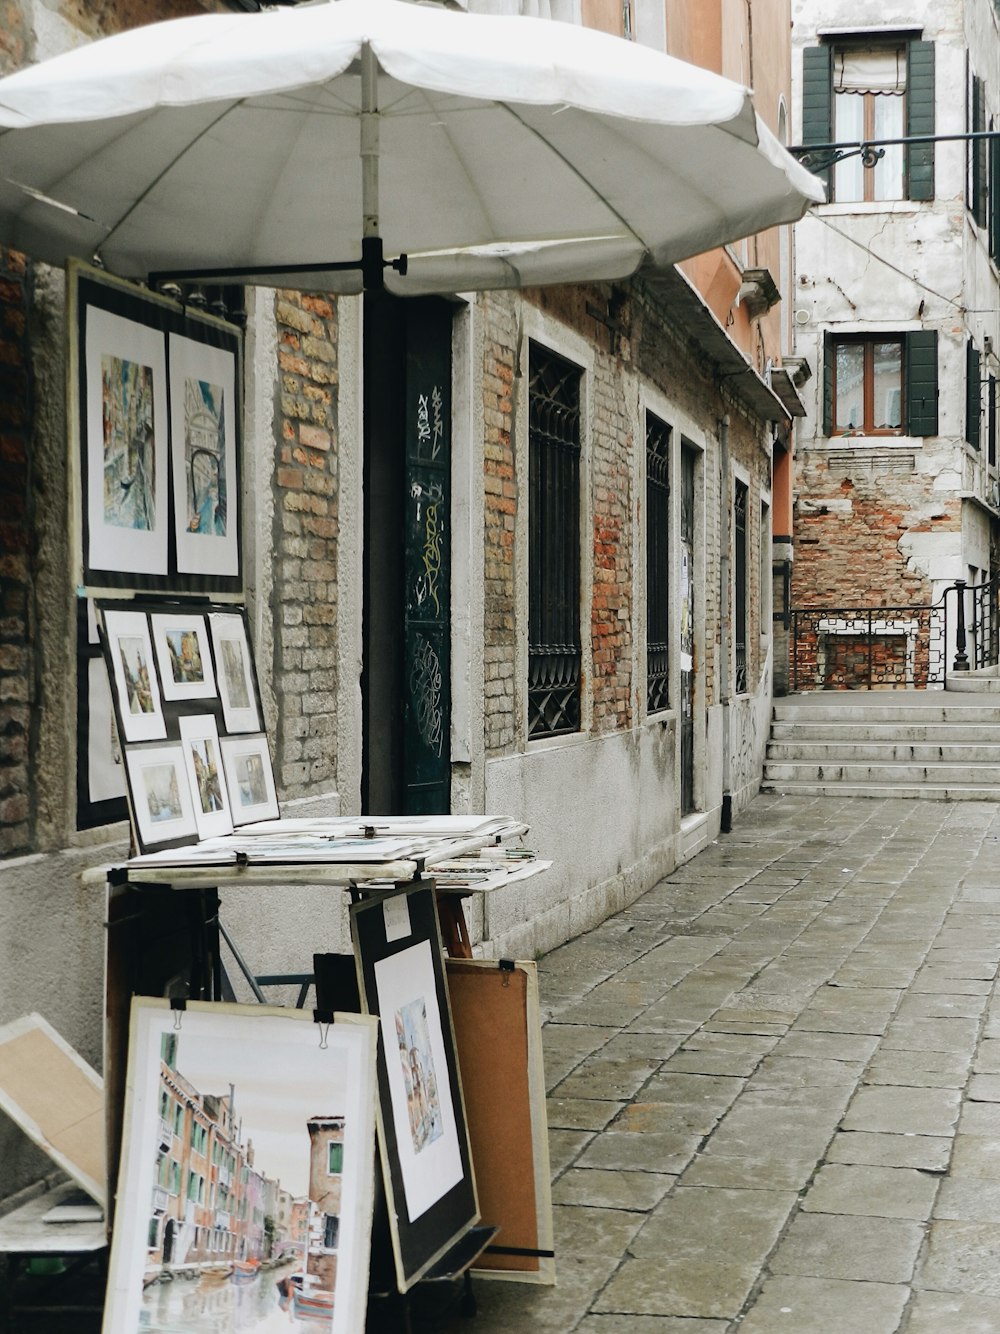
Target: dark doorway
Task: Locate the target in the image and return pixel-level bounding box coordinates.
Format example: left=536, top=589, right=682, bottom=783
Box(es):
left=362, top=296, right=453, bottom=815
left=680, top=442, right=697, bottom=815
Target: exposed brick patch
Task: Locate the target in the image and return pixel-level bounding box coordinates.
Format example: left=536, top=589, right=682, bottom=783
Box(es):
left=482, top=293, right=518, bottom=756
left=272, top=290, right=339, bottom=798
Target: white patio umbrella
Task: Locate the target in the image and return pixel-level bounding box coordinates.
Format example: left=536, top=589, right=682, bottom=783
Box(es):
left=0, top=0, right=824, bottom=294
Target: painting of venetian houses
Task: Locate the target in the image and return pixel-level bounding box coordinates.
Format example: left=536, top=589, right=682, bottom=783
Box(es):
left=140, top=1031, right=347, bottom=1330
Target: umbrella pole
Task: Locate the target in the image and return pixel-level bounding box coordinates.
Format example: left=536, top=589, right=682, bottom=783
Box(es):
left=360, top=43, right=384, bottom=291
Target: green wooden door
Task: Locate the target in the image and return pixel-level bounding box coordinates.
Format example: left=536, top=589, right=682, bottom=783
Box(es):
left=401, top=302, right=452, bottom=814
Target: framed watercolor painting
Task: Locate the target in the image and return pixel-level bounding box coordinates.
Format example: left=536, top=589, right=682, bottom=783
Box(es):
left=220, top=734, right=279, bottom=824
left=77, top=598, right=128, bottom=831
left=209, top=610, right=260, bottom=733
left=151, top=612, right=217, bottom=702
left=103, top=998, right=379, bottom=1334
left=125, top=743, right=197, bottom=851
left=83, top=305, right=170, bottom=580
left=170, top=332, right=239, bottom=579
left=351, top=884, right=478, bottom=1291
left=101, top=608, right=166, bottom=744
left=179, top=714, right=233, bottom=840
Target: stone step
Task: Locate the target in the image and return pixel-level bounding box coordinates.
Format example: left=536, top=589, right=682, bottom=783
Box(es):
left=770, top=721, right=1000, bottom=743
left=763, top=759, right=1000, bottom=786
left=766, top=740, right=1000, bottom=763
left=759, top=777, right=1000, bottom=800
left=772, top=701, right=1000, bottom=725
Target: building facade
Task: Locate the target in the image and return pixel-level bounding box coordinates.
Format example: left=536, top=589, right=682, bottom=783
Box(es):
left=790, top=0, right=1000, bottom=685
left=0, top=0, right=803, bottom=1208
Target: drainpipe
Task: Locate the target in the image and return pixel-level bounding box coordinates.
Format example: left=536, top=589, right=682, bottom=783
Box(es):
left=719, top=415, right=732, bottom=834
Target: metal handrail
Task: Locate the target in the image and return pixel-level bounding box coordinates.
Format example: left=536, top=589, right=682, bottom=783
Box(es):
left=789, top=579, right=1000, bottom=691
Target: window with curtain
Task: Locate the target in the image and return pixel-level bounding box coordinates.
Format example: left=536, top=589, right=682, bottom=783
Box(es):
left=833, top=47, right=906, bottom=202
left=832, top=335, right=904, bottom=434
left=802, top=38, right=934, bottom=203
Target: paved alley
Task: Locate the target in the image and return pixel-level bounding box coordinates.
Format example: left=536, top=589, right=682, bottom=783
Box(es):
left=434, top=792, right=1000, bottom=1333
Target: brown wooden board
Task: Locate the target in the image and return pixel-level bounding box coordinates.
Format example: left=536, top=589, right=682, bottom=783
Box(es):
left=0, top=1013, right=106, bottom=1207
left=445, top=959, right=555, bottom=1284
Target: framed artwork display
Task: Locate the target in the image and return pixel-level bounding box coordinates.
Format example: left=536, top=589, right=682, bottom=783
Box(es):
left=71, top=263, right=242, bottom=593
left=169, top=332, right=239, bottom=578
left=220, top=733, right=279, bottom=824
left=210, top=610, right=260, bottom=732
left=103, top=998, right=379, bottom=1334
left=77, top=598, right=128, bottom=831
left=151, top=611, right=216, bottom=701
left=101, top=608, right=166, bottom=744
left=98, top=598, right=271, bottom=852
left=351, top=884, right=478, bottom=1291
left=125, top=743, right=197, bottom=851
left=179, top=714, right=233, bottom=840
left=83, top=305, right=170, bottom=579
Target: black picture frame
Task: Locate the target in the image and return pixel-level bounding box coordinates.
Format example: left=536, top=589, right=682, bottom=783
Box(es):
left=350, top=884, right=479, bottom=1292
left=72, top=261, right=242, bottom=594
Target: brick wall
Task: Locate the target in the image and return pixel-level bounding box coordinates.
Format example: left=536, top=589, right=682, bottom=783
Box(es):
left=589, top=330, right=634, bottom=733
left=793, top=452, right=949, bottom=607
left=482, top=292, right=518, bottom=757
left=272, top=291, right=339, bottom=799
left=0, top=249, right=31, bottom=857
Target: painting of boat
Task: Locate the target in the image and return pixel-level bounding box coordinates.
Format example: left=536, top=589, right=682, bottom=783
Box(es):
left=291, top=1285, right=334, bottom=1322
left=229, top=1257, right=260, bottom=1284
left=198, top=1266, right=232, bottom=1287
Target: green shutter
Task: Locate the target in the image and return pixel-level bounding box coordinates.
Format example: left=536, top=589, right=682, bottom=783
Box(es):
left=802, top=45, right=832, bottom=195
left=991, top=132, right=1000, bottom=259
left=905, top=330, right=938, bottom=436
left=971, top=76, right=988, bottom=226
left=823, top=331, right=834, bottom=437
left=966, top=339, right=982, bottom=449
left=906, top=41, right=935, bottom=202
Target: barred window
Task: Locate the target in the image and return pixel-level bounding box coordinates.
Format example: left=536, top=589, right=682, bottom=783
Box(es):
left=734, top=480, right=748, bottom=694
left=645, top=412, right=671, bottom=713
left=528, top=344, right=581, bottom=738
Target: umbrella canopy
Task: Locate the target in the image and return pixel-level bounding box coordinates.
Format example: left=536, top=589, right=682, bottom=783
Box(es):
left=0, top=0, right=824, bottom=294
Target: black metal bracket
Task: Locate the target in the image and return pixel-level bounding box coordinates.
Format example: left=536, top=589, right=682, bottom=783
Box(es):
left=149, top=235, right=408, bottom=294
left=789, top=128, right=1000, bottom=175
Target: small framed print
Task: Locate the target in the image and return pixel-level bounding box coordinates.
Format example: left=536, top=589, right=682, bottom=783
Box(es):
left=102, top=609, right=166, bottom=743
left=150, top=612, right=216, bottom=701
left=179, top=715, right=232, bottom=840
left=209, top=611, right=260, bottom=733
left=351, top=885, right=478, bottom=1291
left=125, top=744, right=197, bottom=850
left=220, top=734, right=278, bottom=824
left=170, top=333, right=239, bottom=578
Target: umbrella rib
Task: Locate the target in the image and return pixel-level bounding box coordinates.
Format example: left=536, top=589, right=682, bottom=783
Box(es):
left=96, top=101, right=244, bottom=258
left=498, top=101, right=649, bottom=256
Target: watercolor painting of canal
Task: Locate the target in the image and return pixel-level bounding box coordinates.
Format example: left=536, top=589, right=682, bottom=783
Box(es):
left=103, top=999, right=378, bottom=1334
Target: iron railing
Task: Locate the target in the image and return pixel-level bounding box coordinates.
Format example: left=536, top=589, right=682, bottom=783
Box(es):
left=789, top=577, right=1000, bottom=690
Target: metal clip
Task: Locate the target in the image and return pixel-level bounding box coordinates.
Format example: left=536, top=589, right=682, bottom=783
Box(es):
left=499, top=958, right=515, bottom=988
left=313, top=1008, right=334, bottom=1049
left=170, top=997, right=187, bottom=1030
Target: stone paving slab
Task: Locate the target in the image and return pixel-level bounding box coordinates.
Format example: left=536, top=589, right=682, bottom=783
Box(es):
left=768, top=1210, right=923, bottom=1283
left=735, top=1276, right=909, bottom=1334
left=431, top=794, right=1000, bottom=1333
left=904, top=1290, right=1000, bottom=1332
left=801, top=1163, right=939, bottom=1220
